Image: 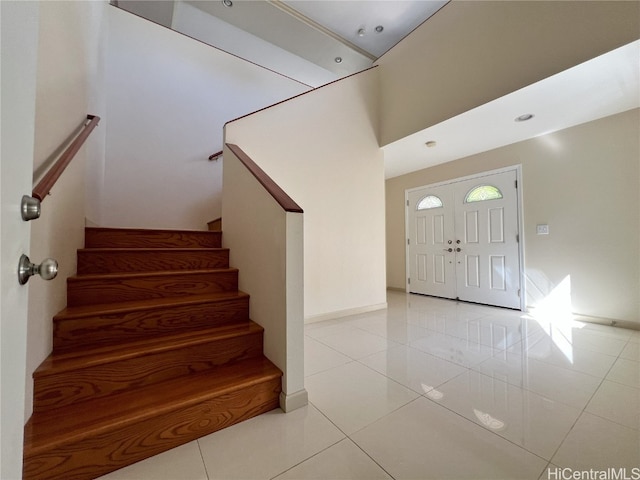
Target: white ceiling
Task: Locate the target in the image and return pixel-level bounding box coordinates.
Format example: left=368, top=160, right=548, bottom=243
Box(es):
left=282, top=1, right=447, bottom=58
left=116, top=1, right=639, bottom=179
left=183, top=0, right=446, bottom=78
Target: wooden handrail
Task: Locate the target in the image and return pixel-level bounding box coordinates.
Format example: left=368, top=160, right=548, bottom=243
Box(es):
left=225, top=143, right=303, bottom=213
left=209, top=150, right=223, bottom=161
left=32, top=114, right=101, bottom=202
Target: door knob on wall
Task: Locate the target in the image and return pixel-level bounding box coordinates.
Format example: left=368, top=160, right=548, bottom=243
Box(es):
left=18, top=254, right=58, bottom=285
left=21, top=195, right=41, bottom=221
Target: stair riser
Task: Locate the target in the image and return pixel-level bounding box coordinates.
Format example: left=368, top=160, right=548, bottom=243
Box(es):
left=34, top=331, right=264, bottom=412
left=67, top=270, right=238, bottom=307
left=85, top=228, right=222, bottom=248
left=53, top=297, right=250, bottom=353
left=77, top=249, right=230, bottom=274
left=24, top=377, right=281, bottom=480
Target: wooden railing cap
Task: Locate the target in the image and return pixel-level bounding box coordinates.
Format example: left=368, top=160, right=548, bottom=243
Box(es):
left=225, top=143, right=303, bottom=214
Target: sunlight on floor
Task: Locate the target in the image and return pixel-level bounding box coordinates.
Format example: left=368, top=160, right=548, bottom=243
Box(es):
left=527, top=275, right=585, bottom=363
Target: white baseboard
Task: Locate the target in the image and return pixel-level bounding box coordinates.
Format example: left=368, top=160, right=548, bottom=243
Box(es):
left=279, top=389, right=308, bottom=413
left=524, top=306, right=640, bottom=331
left=304, top=302, right=388, bottom=324
left=386, top=286, right=406, bottom=292
left=570, top=314, right=640, bottom=331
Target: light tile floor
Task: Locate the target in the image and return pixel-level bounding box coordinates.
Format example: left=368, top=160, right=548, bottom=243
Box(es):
left=99, top=291, right=640, bottom=480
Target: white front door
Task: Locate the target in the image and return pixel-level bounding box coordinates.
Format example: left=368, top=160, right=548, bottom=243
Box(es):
left=407, top=184, right=456, bottom=299
left=453, top=170, right=521, bottom=309
left=406, top=169, right=521, bottom=309
left=1, top=2, right=39, bottom=478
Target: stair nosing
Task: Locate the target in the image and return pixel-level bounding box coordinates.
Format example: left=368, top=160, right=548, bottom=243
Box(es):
left=25, top=358, right=281, bottom=456
left=85, top=227, right=221, bottom=235
left=36, top=321, right=264, bottom=376
left=78, top=247, right=229, bottom=253
left=68, top=268, right=238, bottom=282
left=54, top=292, right=249, bottom=321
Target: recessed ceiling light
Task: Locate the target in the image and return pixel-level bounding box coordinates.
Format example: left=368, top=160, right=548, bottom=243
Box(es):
left=334, top=57, right=343, bottom=64
left=375, top=25, right=384, bottom=33
left=425, top=141, right=437, bottom=148
left=222, top=0, right=233, bottom=6
left=515, top=113, right=534, bottom=122
left=357, top=28, right=366, bottom=37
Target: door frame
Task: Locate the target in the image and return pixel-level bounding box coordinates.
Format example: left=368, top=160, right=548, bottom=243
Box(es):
left=404, top=165, right=525, bottom=310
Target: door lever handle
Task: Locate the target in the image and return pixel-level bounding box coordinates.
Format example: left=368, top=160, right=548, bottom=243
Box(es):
left=443, top=248, right=453, bottom=252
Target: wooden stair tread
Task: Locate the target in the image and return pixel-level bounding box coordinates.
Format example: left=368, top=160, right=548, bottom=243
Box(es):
left=78, top=247, right=228, bottom=252
left=24, top=356, right=281, bottom=456
left=85, top=227, right=222, bottom=248
left=86, top=227, right=215, bottom=234
left=77, top=248, right=231, bottom=274
left=54, top=291, right=249, bottom=320
left=37, top=321, right=264, bottom=375
left=66, top=269, right=239, bottom=306
left=69, top=267, right=237, bottom=281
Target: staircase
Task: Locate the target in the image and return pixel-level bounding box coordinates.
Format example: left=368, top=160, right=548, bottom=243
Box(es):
left=23, top=227, right=282, bottom=480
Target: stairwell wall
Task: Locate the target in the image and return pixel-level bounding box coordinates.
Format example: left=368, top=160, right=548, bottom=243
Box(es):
left=26, top=0, right=107, bottom=421
left=224, top=68, right=386, bottom=322
left=98, top=6, right=310, bottom=230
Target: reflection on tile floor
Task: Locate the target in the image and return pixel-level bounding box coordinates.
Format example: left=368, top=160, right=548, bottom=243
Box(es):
left=98, top=291, right=640, bottom=479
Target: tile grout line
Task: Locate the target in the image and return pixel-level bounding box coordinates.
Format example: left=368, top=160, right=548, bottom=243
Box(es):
left=196, top=439, right=211, bottom=480
left=543, top=337, right=631, bottom=465
left=267, top=436, right=345, bottom=480
left=416, top=391, right=551, bottom=466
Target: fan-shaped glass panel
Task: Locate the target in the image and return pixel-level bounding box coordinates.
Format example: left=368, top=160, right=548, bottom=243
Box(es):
left=465, top=185, right=503, bottom=203
left=417, top=195, right=443, bottom=210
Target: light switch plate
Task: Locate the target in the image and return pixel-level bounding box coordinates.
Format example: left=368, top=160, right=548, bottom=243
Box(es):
left=536, top=224, right=549, bottom=235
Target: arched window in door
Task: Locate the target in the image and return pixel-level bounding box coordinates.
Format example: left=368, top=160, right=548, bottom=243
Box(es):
left=417, top=195, right=443, bottom=210
left=464, top=185, right=503, bottom=203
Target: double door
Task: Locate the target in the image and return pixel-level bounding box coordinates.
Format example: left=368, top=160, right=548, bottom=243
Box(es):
left=407, top=169, right=521, bottom=309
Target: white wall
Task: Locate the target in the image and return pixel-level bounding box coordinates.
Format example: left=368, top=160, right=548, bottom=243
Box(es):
left=225, top=68, right=386, bottom=321
left=222, top=146, right=305, bottom=411
left=26, top=0, right=108, bottom=420
left=99, top=6, right=310, bottom=230
left=386, top=110, right=640, bottom=326
left=1, top=2, right=40, bottom=477
left=171, top=1, right=337, bottom=88
left=376, top=1, right=640, bottom=146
